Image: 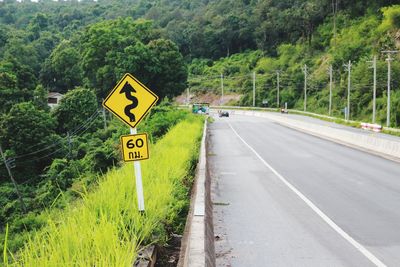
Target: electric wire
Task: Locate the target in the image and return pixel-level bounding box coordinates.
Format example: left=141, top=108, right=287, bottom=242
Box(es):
left=16, top=147, right=67, bottom=164
left=21, top=109, right=101, bottom=153
left=11, top=110, right=102, bottom=160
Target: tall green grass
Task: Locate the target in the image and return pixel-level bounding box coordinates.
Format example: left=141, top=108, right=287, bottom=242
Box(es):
left=6, top=116, right=204, bottom=267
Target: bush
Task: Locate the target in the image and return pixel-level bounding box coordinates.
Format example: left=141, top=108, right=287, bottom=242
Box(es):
left=9, top=116, right=204, bottom=266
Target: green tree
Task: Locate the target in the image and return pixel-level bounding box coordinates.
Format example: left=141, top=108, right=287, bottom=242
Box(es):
left=79, top=18, right=186, bottom=99
left=0, top=59, right=38, bottom=92
left=146, top=39, right=187, bottom=98
left=33, top=84, right=49, bottom=111
left=0, top=71, right=18, bottom=111
left=0, top=102, right=60, bottom=181
left=53, top=88, right=100, bottom=134
left=3, top=37, right=40, bottom=75
left=27, top=13, right=49, bottom=41
left=40, top=40, right=83, bottom=93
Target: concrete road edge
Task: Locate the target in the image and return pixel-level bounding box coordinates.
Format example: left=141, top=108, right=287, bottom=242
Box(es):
left=178, top=119, right=216, bottom=267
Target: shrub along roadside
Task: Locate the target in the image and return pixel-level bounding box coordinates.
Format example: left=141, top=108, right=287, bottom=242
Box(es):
left=4, top=115, right=204, bottom=266
left=0, top=105, right=193, bottom=256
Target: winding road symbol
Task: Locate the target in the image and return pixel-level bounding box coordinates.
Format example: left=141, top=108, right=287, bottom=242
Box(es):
left=102, top=73, right=158, bottom=128
left=120, top=82, right=139, bottom=122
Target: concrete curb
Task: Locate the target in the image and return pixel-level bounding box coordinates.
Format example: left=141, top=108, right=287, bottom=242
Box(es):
left=230, top=110, right=400, bottom=162
left=178, top=119, right=215, bottom=267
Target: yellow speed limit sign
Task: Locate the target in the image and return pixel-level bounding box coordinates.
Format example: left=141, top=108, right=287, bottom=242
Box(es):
left=120, top=133, right=149, bottom=162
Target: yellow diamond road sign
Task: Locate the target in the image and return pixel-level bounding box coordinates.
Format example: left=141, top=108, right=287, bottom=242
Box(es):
left=103, top=73, right=159, bottom=128
left=120, top=133, right=149, bottom=162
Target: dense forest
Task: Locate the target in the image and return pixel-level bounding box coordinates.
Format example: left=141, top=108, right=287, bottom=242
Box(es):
left=184, top=1, right=400, bottom=125
left=1, top=0, right=400, bottom=262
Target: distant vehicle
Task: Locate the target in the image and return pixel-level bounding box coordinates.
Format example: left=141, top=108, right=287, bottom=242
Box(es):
left=218, top=110, right=229, bottom=117
left=280, top=108, right=288, bottom=114
left=192, top=103, right=210, bottom=115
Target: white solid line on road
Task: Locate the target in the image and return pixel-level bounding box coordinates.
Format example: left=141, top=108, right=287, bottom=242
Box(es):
left=228, top=122, right=387, bottom=267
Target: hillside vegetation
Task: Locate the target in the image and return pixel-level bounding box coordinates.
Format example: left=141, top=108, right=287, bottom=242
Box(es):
left=4, top=116, right=204, bottom=266
left=188, top=5, right=400, bottom=126
left=1, top=0, right=400, bottom=265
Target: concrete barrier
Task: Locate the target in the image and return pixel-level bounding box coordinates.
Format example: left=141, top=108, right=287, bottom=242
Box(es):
left=178, top=120, right=215, bottom=267
left=231, top=110, right=400, bottom=162
left=361, top=122, right=383, bottom=132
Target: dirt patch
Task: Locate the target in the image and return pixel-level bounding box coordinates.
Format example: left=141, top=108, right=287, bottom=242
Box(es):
left=175, top=92, right=241, bottom=106
left=155, top=234, right=182, bottom=267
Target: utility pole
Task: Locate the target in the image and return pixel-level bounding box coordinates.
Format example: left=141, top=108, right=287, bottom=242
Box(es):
left=332, top=0, right=339, bottom=47
left=382, top=50, right=398, bottom=127
left=67, top=132, right=72, bottom=158
left=302, top=65, right=308, bottom=111
left=0, top=146, right=26, bottom=212
left=276, top=70, right=281, bottom=108
left=102, top=107, right=107, bottom=130
left=328, top=65, right=333, bottom=116
left=344, top=60, right=352, bottom=120
left=367, top=56, right=377, bottom=124
left=101, top=99, right=107, bottom=130
left=252, top=71, right=256, bottom=107
left=220, top=73, right=224, bottom=106
left=186, top=87, right=190, bottom=106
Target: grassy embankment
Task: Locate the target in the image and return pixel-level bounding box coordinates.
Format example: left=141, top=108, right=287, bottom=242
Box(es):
left=3, top=115, right=204, bottom=266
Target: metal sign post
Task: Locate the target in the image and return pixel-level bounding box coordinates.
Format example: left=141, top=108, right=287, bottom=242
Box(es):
left=103, top=73, right=158, bottom=213
left=130, top=127, right=145, bottom=212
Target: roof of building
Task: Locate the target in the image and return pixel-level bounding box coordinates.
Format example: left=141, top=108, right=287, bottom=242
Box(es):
left=48, top=92, right=64, bottom=98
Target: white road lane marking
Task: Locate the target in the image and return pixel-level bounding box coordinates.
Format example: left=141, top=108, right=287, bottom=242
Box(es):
left=228, top=122, right=387, bottom=267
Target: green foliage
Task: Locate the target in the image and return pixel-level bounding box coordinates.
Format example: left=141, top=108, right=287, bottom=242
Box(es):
left=7, top=116, right=204, bottom=266
left=188, top=51, right=262, bottom=95
left=40, top=40, right=83, bottom=93
left=379, top=5, right=400, bottom=32
left=330, top=15, right=380, bottom=65
left=79, top=18, right=186, bottom=99
left=81, top=140, right=118, bottom=174
left=0, top=105, right=193, bottom=258
left=1, top=0, right=400, bottom=264
left=32, top=84, right=49, bottom=111
left=141, top=104, right=190, bottom=142
left=0, top=59, right=38, bottom=93
left=0, top=102, right=58, bottom=180
left=44, top=159, right=78, bottom=191
left=53, top=87, right=100, bottom=134
left=0, top=71, right=19, bottom=113
left=190, top=4, right=400, bottom=125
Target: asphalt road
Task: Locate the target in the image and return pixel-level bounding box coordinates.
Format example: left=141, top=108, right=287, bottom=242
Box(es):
left=209, top=114, right=400, bottom=267
left=225, top=110, right=400, bottom=142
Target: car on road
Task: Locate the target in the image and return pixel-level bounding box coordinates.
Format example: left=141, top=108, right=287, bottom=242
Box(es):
left=218, top=110, right=229, bottom=117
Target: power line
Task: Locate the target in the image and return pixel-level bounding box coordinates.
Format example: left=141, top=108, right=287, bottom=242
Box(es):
left=0, top=145, right=26, bottom=212
left=16, top=147, right=67, bottom=164
left=21, top=109, right=101, bottom=153
left=69, top=109, right=101, bottom=135
left=11, top=110, right=101, bottom=160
